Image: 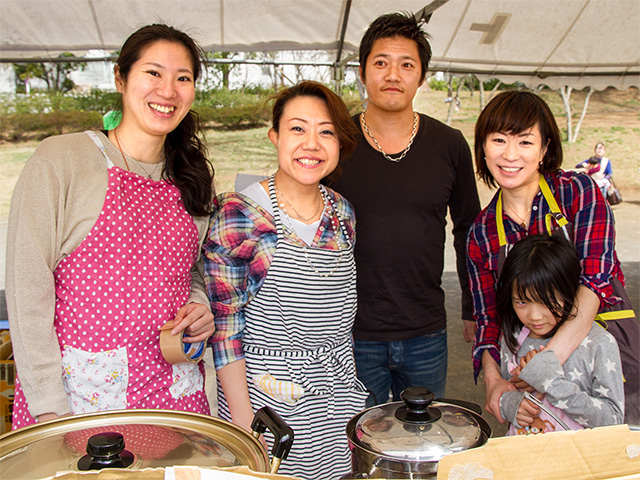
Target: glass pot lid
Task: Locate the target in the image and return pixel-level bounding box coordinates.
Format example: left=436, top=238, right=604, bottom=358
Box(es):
left=349, top=387, right=490, bottom=462
left=0, top=409, right=269, bottom=479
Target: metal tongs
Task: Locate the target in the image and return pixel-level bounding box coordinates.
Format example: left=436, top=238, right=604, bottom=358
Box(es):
left=524, top=391, right=570, bottom=431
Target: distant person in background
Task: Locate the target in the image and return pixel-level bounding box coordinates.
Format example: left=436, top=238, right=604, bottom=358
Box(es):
left=329, top=12, right=480, bottom=407
left=7, top=24, right=216, bottom=429
left=575, top=142, right=613, bottom=198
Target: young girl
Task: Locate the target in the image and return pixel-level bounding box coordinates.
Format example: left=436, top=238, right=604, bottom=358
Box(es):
left=497, top=235, right=624, bottom=435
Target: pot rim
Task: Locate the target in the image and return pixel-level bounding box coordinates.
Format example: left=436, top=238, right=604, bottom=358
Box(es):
left=0, top=409, right=269, bottom=472
left=346, top=395, right=491, bottom=463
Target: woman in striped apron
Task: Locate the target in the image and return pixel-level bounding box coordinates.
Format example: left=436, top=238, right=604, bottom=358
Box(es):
left=204, top=81, right=368, bottom=479
left=466, top=91, right=639, bottom=427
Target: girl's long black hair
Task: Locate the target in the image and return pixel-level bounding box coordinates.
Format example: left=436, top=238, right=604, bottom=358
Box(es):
left=496, top=234, right=581, bottom=354
left=116, top=24, right=215, bottom=217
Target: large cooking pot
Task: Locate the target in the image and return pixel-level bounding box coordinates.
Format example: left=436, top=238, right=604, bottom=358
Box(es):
left=0, top=407, right=294, bottom=479
left=346, top=387, right=491, bottom=479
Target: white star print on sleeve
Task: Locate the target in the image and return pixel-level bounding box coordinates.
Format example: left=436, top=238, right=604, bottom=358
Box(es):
left=518, top=324, right=624, bottom=428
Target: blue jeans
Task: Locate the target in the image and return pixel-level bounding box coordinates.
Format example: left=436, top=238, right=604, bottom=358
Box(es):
left=354, top=327, right=447, bottom=408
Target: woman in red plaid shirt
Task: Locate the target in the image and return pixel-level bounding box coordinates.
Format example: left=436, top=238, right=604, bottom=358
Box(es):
left=466, top=91, right=638, bottom=426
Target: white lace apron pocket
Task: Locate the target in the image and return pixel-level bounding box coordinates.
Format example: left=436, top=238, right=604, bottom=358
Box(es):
left=61, top=345, right=128, bottom=414
left=169, top=363, right=204, bottom=399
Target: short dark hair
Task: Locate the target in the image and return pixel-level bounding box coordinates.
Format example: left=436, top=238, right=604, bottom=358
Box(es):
left=474, top=91, right=563, bottom=188
left=359, top=12, right=432, bottom=83
left=496, top=235, right=580, bottom=354
left=271, top=81, right=359, bottom=184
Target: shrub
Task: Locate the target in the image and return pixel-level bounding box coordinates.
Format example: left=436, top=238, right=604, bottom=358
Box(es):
left=0, top=111, right=102, bottom=141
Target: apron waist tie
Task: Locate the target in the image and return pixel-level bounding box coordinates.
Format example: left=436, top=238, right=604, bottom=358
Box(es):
left=245, top=340, right=352, bottom=419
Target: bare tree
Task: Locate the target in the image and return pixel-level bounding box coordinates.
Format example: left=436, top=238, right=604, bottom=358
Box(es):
left=559, top=86, right=595, bottom=143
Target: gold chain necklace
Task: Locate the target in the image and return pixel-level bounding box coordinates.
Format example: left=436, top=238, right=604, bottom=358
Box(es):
left=361, top=111, right=418, bottom=162
left=503, top=200, right=531, bottom=228
left=113, top=128, right=163, bottom=178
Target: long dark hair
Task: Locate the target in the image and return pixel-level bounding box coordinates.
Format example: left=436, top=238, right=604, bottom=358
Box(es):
left=474, top=91, right=563, bottom=189
left=116, top=24, right=214, bottom=217
left=270, top=81, right=359, bottom=185
left=497, top=235, right=580, bottom=354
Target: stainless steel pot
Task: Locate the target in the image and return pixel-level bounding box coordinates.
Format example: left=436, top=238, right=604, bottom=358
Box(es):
left=0, top=407, right=294, bottom=479
left=346, top=387, right=491, bottom=479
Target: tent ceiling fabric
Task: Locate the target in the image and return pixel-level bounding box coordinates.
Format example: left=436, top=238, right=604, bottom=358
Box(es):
left=1, top=0, right=639, bottom=90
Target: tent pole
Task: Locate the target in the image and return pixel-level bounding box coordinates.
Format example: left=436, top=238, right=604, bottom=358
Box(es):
left=334, top=0, right=353, bottom=94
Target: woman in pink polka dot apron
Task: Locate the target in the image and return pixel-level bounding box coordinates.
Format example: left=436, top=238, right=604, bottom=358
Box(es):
left=7, top=25, right=216, bottom=429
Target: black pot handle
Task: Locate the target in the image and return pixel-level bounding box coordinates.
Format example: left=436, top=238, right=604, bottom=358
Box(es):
left=251, top=406, right=294, bottom=473
left=435, top=397, right=483, bottom=415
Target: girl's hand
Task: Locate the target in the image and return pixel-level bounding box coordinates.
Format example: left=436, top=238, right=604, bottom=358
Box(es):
left=519, top=349, right=539, bottom=369
left=509, top=349, right=538, bottom=391
left=171, top=303, right=215, bottom=342
left=515, top=393, right=542, bottom=427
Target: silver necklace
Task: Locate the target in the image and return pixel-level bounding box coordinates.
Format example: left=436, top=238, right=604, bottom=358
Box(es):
left=273, top=179, right=323, bottom=223
left=361, top=111, right=418, bottom=162
left=113, top=128, right=163, bottom=178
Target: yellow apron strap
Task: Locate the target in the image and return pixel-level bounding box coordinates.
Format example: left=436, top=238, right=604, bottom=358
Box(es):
left=496, top=190, right=507, bottom=247
left=594, top=309, right=636, bottom=333
left=498, top=176, right=568, bottom=246
left=539, top=175, right=568, bottom=227
left=595, top=310, right=636, bottom=321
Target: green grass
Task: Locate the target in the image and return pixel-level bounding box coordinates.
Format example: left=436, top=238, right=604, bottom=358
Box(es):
left=1, top=87, right=638, bottom=219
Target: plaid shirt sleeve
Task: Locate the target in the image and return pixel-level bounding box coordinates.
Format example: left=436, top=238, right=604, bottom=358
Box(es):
left=551, top=171, right=621, bottom=305
left=203, top=193, right=277, bottom=370
left=467, top=196, right=504, bottom=381
left=203, top=188, right=356, bottom=371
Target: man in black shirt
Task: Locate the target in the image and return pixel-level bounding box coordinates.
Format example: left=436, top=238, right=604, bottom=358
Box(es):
left=330, top=12, right=480, bottom=406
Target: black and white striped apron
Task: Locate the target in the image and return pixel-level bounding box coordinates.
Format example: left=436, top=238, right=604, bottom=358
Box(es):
left=217, top=179, right=368, bottom=479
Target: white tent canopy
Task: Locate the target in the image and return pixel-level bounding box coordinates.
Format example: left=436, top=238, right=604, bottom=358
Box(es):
left=1, top=0, right=639, bottom=90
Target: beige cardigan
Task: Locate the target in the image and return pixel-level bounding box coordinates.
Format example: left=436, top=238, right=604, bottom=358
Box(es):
left=6, top=131, right=211, bottom=418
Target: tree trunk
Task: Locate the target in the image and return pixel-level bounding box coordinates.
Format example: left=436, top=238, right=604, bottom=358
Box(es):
left=571, top=87, right=595, bottom=143
left=488, top=80, right=502, bottom=101
left=446, top=76, right=464, bottom=125
left=558, top=86, right=573, bottom=142
left=478, top=77, right=485, bottom=111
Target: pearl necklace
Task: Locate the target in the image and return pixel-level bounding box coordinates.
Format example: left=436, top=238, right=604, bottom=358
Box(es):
left=271, top=176, right=350, bottom=277
left=113, top=128, right=163, bottom=178
left=361, top=111, right=418, bottom=162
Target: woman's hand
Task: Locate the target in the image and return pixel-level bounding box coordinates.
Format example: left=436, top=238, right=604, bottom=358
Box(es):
left=482, top=351, right=517, bottom=423
left=36, top=412, right=62, bottom=423
left=462, top=320, right=477, bottom=343
left=171, top=302, right=214, bottom=342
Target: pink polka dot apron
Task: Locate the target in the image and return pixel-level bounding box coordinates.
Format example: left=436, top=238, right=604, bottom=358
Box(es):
left=12, top=131, right=209, bottom=429
left=506, top=327, right=582, bottom=435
